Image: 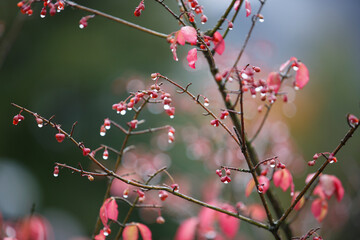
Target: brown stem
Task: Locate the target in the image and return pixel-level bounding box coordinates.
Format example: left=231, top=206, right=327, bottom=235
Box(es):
left=63, top=0, right=168, bottom=39
left=276, top=123, right=359, bottom=228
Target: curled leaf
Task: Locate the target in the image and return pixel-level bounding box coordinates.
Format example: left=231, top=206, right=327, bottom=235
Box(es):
left=295, top=62, right=309, bottom=89
left=212, top=31, right=225, bottom=55
left=187, top=48, right=197, bottom=69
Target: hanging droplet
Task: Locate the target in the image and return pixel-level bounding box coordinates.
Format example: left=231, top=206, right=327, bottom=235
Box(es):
left=170, top=115, right=174, bottom=119
left=269, top=159, right=276, bottom=168
left=292, top=65, right=299, bottom=71
left=164, top=104, right=170, bottom=110
left=204, top=102, right=209, bottom=107
left=53, top=166, right=59, bottom=177
left=123, top=189, right=129, bottom=198
left=120, top=110, right=126, bottom=115
left=79, top=24, right=85, bottom=29
left=40, top=14, right=46, bottom=18
left=257, top=189, right=263, bottom=193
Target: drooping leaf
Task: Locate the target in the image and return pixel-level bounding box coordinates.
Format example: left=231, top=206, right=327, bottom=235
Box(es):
left=258, top=176, right=270, bottom=194
left=331, top=176, right=344, bottom=202
left=273, top=169, right=293, bottom=192
left=319, top=174, right=335, bottom=199
left=198, top=206, right=216, bottom=232
left=123, top=225, right=139, bottom=240
left=212, top=31, right=225, bottom=55
left=187, top=48, right=197, bottom=69
left=137, top=223, right=152, bottom=240
left=174, top=217, right=198, bottom=240
left=218, top=204, right=239, bottom=239
left=266, top=72, right=281, bottom=93
left=180, top=26, right=197, bottom=45
left=246, top=204, right=267, bottom=221
left=99, top=198, right=118, bottom=228
left=291, top=191, right=305, bottom=211
left=311, top=198, right=328, bottom=222
left=295, top=62, right=309, bottom=89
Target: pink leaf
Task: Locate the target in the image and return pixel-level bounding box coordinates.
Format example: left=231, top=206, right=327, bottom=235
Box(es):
left=291, top=191, right=305, bottom=211
left=311, top=198, right=328, bottom=222
left=319, top=174, right=335, bottom=199
left=123, top=225, right=139, bottom=240
left=245, top=0, right=251, bottom=17
left=187, top=48, right=197, bottom=69
left=234, top=0, right=240, bottom=11
left=266, top=72, right=281, bottom=93
left=273, top=169, right=293, bottom=192
left=218, top=204, right=239, bottom=239
left=212, top=31, right=225, bottom=55
left=176, top=31, right=185, bottom=46
left=137, top=223, right=152, bottom=240
left=99, top=198, right=118, bottom=228
left=198, top=206, right=216, bottom=232
left=331, top=175, right=344, bottom=202
left=107, top=198, right=118, bottom=221
left=180, top=26, right=197, bottom=45
left=174, top=217, right=198, bottom=240
left=295, top=62, right=309, bottom=89
left=279, top=57, right=298, bottom=72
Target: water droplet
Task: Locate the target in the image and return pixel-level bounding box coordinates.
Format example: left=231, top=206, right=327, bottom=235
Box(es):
left=40, top=14, right=46, bottom=18
left=252, top=94, right=256, bottom=98
left=168, top=139, right=173, bottom=143
left=329, top=159, right=334, bottom=164
left=38, top=123, right=43, bottom=128
left=270, top=162, right=276, bottom=168
left=292, top=66, right=299, bottom=71
left=259, top=18, right=264, bottom=23
left=120, top=110, right=126, bottom=115
left=164, top=104, right=170, bottom=110
left=53, top=173, right=59, bottom=177
left=224, top=180, right=229, bottom=184
left=241, top=73, right=248, bottom=79
left=103, top=231, right=109, bottom=236
left=103, top=155, right=108, bottom=160
left=204, top=102, right=209, bottom=107
left=168, top=132, right=174, bottom=137
left=105, top=125, right=110, bottom=130
left=100, top=132, right=106, bottom=136
left=57, top=9, right=60, bottom=13
left=257, top=189, right=263, bottom=193
left=170, top=115, right=174, bottom=119
left=294, top=86, right=299, bottom=91
left=229, top=27, right=233, bottom=30
left=201, top=22, right=205, bottom=25
left=123, top=193, right=128, bottom=198
left=79, top=24, right=84, bottom=29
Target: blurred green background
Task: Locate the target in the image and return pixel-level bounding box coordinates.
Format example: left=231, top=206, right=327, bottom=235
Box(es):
left=1, top=0, right=359, bottom=239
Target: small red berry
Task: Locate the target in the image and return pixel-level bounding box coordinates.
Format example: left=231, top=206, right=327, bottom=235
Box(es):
left=158, top=190, right=168, bottom=201
left=53, top=166, right=59, bottom=177
left=55, top=133, right=65, bottom=143
left=308, top=160, right=315, bottom=166
left=82, top=147, right=91, bottom=156
left=210, top=119, right=220, bottom=127
left=216, top=169, right=222, bottom=177
left=215, top=73, right=222, bottom=82
left=171, top=183, right=179, bottom=192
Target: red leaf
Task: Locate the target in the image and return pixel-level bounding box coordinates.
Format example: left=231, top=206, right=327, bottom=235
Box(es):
left=295, top=62, right=309, bottom=89
left=174, top=217, right=198, bottom=240
left=331, top=175, right=344, bottom=202
left=311, top=198, right=328, bottom=222
left=137, top=223, right=152, bottom=240
left=180, top=26, right=197, bottom=45
left=99, top=198, right=118, bottom=228
left=218, top=204, right=239, bottom=239
left=187, top=48, right=197, bottom=69
left=273, top=169, right=293, bottom=192
left=245, top=0, right=251, bottom=17
left=212, top=31, right=225, bottom=55
left=123, top=225, right=139, bottom=240
left=291, top=191, right=305, bottom=211
left=319, top=174, right=335, bottom=199
left=266, top=72, right=281, bottom=93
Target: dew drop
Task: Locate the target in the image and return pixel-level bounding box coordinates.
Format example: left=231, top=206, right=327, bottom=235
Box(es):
left=170, top=115, right=174, bottom=119
left=105, top=125, right=110, bottom=130
left=259, top=18, right=264, bottom=23
left=168, top=139, right=173, bottom=143
left=103, top=155, right=108, bottom=160
left=252, top=94, right=256, bottom=98
left=201, top=22, right=205, bottom=25
left=257, top=189, right=263, bottom=193
left=57, top=9, right=60, bottom=13
left=123, top=193, right=128, bottom=198
left=241, top=73, right=248, bottom=79
left=164, top=104, right=170, bottom=110
left=292, top=66, right=299, bottom=71
left=168, top=132, right=174, bottom=137
left=38, top=123, right=43, bottom=128
left=270, top=162, right=276, bottom=168
left=100, top=132, right=106, bottom=136
left=103, top=231, right=109, bottom=237
left=294, top=86, right=299, bottom=91
left=329, top=159, right=334, bottom=164
left=204, top=102, right=209, bottom=107
left=53, top=173, right=59, bottom=177
left=120, top=110, right=126, bottom=115
left=79, top=24, right=84, bottom=29
left=223, top=180, right=229, bottom=184
left=40, top=14, right=46, bottom=18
